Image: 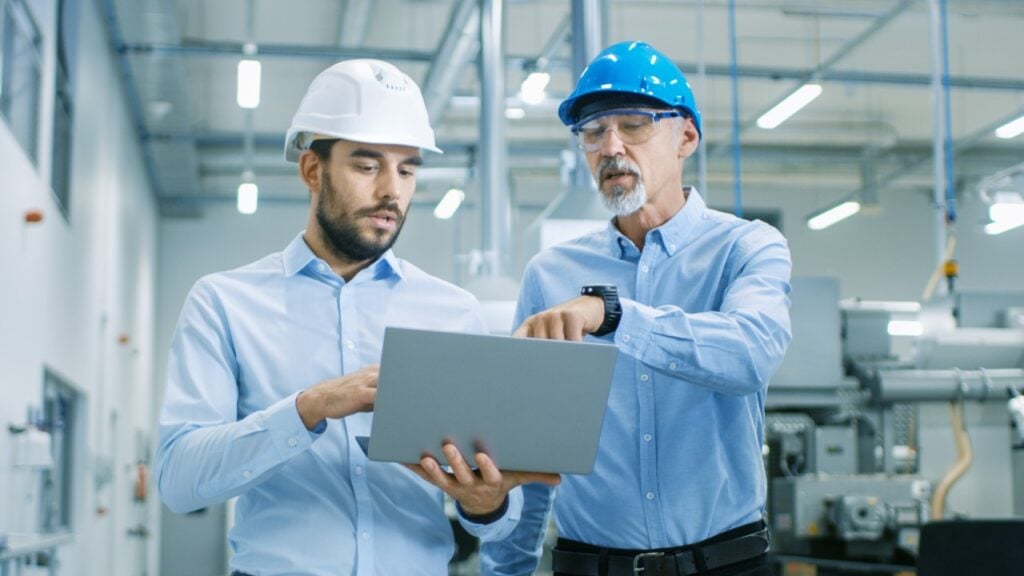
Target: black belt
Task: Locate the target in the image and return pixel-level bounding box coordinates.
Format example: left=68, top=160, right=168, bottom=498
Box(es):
left=553, top=523, right=770, bottom=576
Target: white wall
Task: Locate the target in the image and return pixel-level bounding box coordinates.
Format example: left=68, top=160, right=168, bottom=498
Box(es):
left=0, top=0, right=159, bottom=574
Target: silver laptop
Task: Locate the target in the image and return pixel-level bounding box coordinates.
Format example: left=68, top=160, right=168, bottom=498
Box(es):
left=365, top=327, right=618, bottom=474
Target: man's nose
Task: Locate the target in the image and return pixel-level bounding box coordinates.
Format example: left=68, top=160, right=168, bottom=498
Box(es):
left=598, top=128, right=626, bottom=157
left=376, top=168, right=402, bottom=200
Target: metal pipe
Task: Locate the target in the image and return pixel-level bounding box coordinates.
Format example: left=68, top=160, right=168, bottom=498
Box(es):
left=99, top=0, right=163, bottom=197
left=528, top=14, right=571, bottom=72
left=871, top=368, right=1024, bottom=403
left=243, top=0, right=255, bottom=175
left=123, top=40, right=435, bottom=62
left=478, top=0, right=511, bottom=277
left=120, top=41, right=1024, bottom=92
left=928, top=0, right=951, bottom=277
left=422, top=0, right=479, bottom=123
left=940, top=0, right=956, bottom=225
left=696, top=0, right=708, bottom=199
left=727, top=0, right=742, bottom=216
left=570, top=0, right=602, bottom=193
left=337, top=0, right=372, bottom=48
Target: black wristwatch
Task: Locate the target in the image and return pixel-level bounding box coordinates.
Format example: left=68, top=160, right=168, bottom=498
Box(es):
left=581, top=285, right=622, bottom=336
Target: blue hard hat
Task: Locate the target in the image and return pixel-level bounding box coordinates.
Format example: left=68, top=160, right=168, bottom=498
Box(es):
left=558, top=41, right=702, bottom=137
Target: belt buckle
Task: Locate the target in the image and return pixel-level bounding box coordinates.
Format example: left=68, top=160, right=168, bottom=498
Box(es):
left=632, top=551, right=665, bottom=575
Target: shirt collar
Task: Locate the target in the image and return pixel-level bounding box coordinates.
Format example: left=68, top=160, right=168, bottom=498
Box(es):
left=606, top=187, right=706, bottom=259
left=282, top=232, right=405, bottom=282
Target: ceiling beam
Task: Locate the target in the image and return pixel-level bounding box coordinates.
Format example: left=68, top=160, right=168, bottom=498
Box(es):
left=121, top=40, right=1024, bottom=91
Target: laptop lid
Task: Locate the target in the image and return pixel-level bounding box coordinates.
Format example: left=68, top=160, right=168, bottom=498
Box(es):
left=366, top=327, right=618, bottom=474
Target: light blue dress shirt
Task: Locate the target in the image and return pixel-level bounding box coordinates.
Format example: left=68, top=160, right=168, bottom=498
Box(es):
left=481, top=190, right=791, bottom=575
left=157, top=233, right=522, bottom=576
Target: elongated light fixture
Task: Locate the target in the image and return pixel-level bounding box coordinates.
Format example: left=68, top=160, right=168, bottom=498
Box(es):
left=984, top=219, right=1024, bottom=235
left=985, top=192, right=1024, bottom=235
left=995, top=114, right=1024, bottom=139
left=887, top=320, right=923, bottom=337
left=807, top=200, right=861, bottom=230
left=238, top=171, right=258, bottom=215
left=757, top=83, right=822, bottom=130
left=433, top=188, right=465, bottom=220
left=237, top=59, right=262, bottom=109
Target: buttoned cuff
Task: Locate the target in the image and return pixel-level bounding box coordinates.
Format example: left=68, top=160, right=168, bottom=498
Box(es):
left=614, top=298, right=657, bottom=358
left=456, top=485, right=523, bottom=542
left=263, top=392, right=320, bottom=461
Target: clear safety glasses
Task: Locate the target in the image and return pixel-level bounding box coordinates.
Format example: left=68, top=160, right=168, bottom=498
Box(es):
left=571, top=109, right=683, bottom=152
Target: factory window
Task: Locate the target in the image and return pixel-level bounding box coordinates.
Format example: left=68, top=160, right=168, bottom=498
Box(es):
left=50, top=0, right=79, bottom=217
left=39, top=370, right=81, bottom=533
left=0, top=0, right=43, bottom=165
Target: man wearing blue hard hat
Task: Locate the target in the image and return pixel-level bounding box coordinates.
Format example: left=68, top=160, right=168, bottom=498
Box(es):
left=482, top=41, right=792, bottom=576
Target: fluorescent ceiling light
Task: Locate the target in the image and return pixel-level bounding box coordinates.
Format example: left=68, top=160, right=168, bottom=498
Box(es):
left=839, top=299, right=921, bottom=313
left=519, top=72, right=550, bottom=105
left=807, top=200, right=861, bottom=230
left=995, top=114, right=1024, bottom=139
left=237, top=182, right=258, bottom=215
left=757, top=83, right=822, bottom=130
left=433, top=188, right=465, bottom=220
left=985, top=219, right=1024, bottom=235
left=985, top=191, right=1024, bottom=234
left=505, top=107, right=526, bottom=120
left=237, top=60, right=262, bottom=109
left=887, top=320, right=923, bottom=337
left=989, top=202, right=1024, bottom=222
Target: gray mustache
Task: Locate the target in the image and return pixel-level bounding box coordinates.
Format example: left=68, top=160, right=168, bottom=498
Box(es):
left=597, top=157, right=641, bottom=181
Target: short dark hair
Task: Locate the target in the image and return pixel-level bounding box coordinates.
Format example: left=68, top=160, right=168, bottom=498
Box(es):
left=309, top=138, right=339, bottom=161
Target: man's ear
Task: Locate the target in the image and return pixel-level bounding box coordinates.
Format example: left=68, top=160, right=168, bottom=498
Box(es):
left=299, top=150, right=322, bottom=193
left=677, top=118, right=700, bottom=159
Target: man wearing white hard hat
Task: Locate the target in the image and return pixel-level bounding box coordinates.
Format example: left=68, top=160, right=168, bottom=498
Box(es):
left=157, top=59, right=557, bottom=575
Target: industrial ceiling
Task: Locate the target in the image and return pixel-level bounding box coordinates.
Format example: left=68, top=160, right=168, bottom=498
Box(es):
left=101, top=0, right=1024, bottom=222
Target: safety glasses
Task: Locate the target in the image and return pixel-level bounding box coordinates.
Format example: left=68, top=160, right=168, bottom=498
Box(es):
left=570, top=109, right=682, bottom=152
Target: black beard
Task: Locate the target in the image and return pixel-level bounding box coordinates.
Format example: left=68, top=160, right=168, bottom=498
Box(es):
left=316, top=172, right=406, bottom=263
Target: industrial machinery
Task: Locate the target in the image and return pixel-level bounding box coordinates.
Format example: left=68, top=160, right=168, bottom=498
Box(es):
left=765, top=277, right=1024, bottom=573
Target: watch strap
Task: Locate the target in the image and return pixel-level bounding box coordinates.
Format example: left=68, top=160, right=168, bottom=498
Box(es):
left=581, top=285, right=622, bottom=336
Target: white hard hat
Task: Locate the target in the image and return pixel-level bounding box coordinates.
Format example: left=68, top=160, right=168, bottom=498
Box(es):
left=284, top=59, right=442, bottom=162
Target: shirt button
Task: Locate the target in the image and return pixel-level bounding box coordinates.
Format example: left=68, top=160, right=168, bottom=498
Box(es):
left=287, top=437, right=298, bottom=448
left=623, top=335, right=631, bottom=343
left=669, top=362, right=677, bottom=370
left=361, top=531, right=370, bottom=540
left=669, top=244, right=676, bottom=251
left=318, top=262, right=328, bottom=272
left=640, top=374, right=649, bottom=382
left=345, top=340, right=355, bottom=350
left=641, top=265, right=649, bottom=273
left=646, top=491, right=655, bottom=500
left=644, top=434, right=653, bottom=442
left=242, top=470, right=252, bottom=479
left=354, top=465, right=364, bottom=476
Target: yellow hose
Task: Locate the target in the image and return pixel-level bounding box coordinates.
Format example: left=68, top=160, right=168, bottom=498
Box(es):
left=921, top=234, right=957, bottom=303
left=930, top=401, right=973, bottom=520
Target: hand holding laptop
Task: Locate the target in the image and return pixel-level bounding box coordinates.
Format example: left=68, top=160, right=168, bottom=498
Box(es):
left=406, top=443, right=561, bottom=517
